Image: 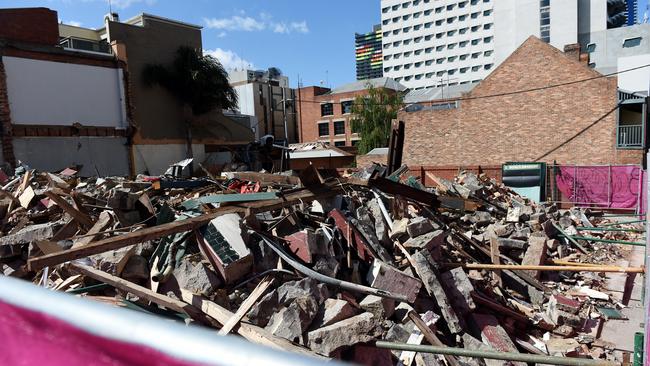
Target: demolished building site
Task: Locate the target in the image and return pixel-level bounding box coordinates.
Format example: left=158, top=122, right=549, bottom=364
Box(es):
left=0, top=160, right=645, bottom=366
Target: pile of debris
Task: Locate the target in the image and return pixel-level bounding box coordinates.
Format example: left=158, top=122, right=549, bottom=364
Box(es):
left=0, top=162, right=641, bottom=365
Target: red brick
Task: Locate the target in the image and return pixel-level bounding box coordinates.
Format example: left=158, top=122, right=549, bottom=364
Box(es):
left=400, top=37, right=643, bottom=167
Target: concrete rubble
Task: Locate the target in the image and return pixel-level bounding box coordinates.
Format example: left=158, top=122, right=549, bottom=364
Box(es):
left=0, top=161, right=642, bottom=365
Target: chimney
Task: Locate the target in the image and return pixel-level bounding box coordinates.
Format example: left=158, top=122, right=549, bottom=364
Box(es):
left=563, top=43, right=588, bottom=64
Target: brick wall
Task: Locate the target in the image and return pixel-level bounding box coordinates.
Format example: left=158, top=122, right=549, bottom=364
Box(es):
left=297, top=86, right=364, bottom=146
left=0, top=8, right=59, bottom=46
left=0, top=57, right=15, bottom=167
left=400, top=36, right=644, bottom=167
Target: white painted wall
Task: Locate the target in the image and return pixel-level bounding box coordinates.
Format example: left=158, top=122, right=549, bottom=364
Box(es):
left=233, top=84, right=256, bottom=116
left=13, top=137, right=129, bottom=176
left=3, top=56, right=126, bottom=127
left=578, top=0, right=607, bottom=35
left=618, top=54, right=650, bottom=93
left=550, top=0, right=578, bottom=50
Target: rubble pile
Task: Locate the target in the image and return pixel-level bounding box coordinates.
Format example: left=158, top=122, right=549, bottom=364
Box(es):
left=0, top=162, right=641, bottom=365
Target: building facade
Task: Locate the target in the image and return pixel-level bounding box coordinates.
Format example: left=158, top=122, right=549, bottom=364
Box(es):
left=56, top=12, right=254, bottom=175
left=297, top=78, right=405, bottom=147
left=355, top=25, right=383, bottom=80
left=380, top=0, right=639, bottom=90
left=399, top=37, right=643, bottom=168
left=0, top=8, right=130, bottom=176
left=229, top=69, right=298, bottom=144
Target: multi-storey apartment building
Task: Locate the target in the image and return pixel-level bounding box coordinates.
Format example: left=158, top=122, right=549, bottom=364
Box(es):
left=380, top=0, right=639, bottom=90
left=355, top=25, right=384, bottom=80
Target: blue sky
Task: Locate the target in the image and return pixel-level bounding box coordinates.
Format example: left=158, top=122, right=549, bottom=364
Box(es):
left=3, top=0, right=380, bottom=88
left=4, top=0, right=649, bottom=87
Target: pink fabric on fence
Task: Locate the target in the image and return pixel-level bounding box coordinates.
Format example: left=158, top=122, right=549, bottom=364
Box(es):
left=555, top=166, right=645, bottom=213
left=0, top=300, right=206, bottom=366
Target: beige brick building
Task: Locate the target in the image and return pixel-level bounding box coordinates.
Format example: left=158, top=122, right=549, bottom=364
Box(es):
left=400, top=36, right=644, bottom=167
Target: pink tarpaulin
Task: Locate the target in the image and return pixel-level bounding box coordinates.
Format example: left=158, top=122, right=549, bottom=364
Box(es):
left=0, top=300, right=206, bottom=366
left=555, top=165, right=646, bottom=213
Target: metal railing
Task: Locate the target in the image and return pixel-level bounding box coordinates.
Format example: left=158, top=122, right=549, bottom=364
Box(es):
left=617, top=124, right=643, bottom=148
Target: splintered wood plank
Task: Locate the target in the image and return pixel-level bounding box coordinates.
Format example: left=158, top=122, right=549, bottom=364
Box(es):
left=218, top=275, right=275, bottom=335
left=44, top=190, right=94, bottom=229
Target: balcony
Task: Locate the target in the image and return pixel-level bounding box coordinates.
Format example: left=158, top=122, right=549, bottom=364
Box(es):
left=617, top=124, right=643, bottom=148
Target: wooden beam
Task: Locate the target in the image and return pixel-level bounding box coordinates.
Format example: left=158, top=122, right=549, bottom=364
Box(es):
left=179, top=288, right=321, bottom=358
left=218, top=276, right=275, bottom=335
left=70, top=264, right=212, bottom=324
left=489, top=237, right=503, bottom=287
left=44, top=190, right=94, bottom=229
left=461, top=263, right=644, bottom=273
left=408, top=311, right=461, bottom=366
left=72, top=211, right=113, bottom=249
left=28, top=185, right=342, bottom=271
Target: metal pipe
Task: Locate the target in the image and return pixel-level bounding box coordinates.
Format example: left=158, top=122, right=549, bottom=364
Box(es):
left=576, top=227, right=645, bottom=233
left=552, top=222, right=588, bottom=253
left=599, top=220, right=646, bottom=226
left=373, top=341, right=619, bottom=366
left=254, top=232, right=409, bottom=302
left=457, top=263, right=644, bottom=273
left=560, top=235, right=646, bottom=246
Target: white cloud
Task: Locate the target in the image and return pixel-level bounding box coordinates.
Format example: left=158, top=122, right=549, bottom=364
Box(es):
left=217, top=31, right=227, bottom=38
left=290, top=21, right=309, bottom=34
left=110, top=0, right=157, bottom=9
left=204, top=48, right=255, bottom=71
left=203, top=15, right=265, bottom=31
left=65, top=20, right=83, bottom=27
left=203, top=13, right=309, bottom=35
left=273, top=23, right=289, bottom=34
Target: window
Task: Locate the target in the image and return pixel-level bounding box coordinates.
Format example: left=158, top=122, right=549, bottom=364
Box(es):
left=402, top=14, right=411, bottom=20
left=334, top=141, right=345, bottom=147
left=404, top=63, right=412, bottom=69
left=447, top=17, right=456, bottom=23
left=404, top=39, right=411, bottom=45
left=436, top=45, right=444, bottom=51
left=483, top=10, right=492, bottom=16
left=424, top=22, right=433, bottom=28
left=392, top=4, right=399, bottom=10
left=415, top=61, right=422, bottom=67
left=460, top=67, right=468, bottom=73
left=414, top=24, right=422, bottom=30
left=382, top=6, right=389, bottom=13
left=435, top=19, right=444, bottom=26
left=392, top=17, right=399, bottom=23
left=403, top=26, right=411, bottom=32
left=318, top=123, right=329, bottom=136
left=459, top=54, right=468, bottom=60
left=447, top=43, right=456, bottom=49
left=341, top=101, right=353, bottom=114
left=383, top=31, right=390, bottom=37
left=402, top=1, right=410, bottom=8
left=413, top=12, right=421, bottom=18
left=447, top=30, right=456, bottom=36
left=586, top=43, right=596, bottom=53
left=382, top=19, right=389, bottom=25
left=471, top=39, right=480, bottom=45
left=459, top=1, right=468, bottom=7
left=415, top=74, right=423, bottom=80
left=414, top=49, right=422, bottom=55
left=384, top=66, right=392, bottom=72
left=334, top=121, right=345, bottom=135
left=425, top=47, right=433, bottom=53
left=426, top=72, right=434, bottom=78
left=424, top=9, right=432, bottom=15
left=448, top=69, right=457, bottom=75
left=484, top=64, right=493, bottom=70
left=384, top=55, right=391, bottom=61
left=436, top=32, right=444, bottom=39
left=623, top=37, right=642, bottom=48
left=471, top=52, right=480, bottom=58
left=435, top=6, right=443, bottom=13
left=414, top=36, right=422, bottom=43
left=459, top=27, right=468, bottom=34
left=404, top=75, right=412, bottom=81
left=321, top=103, right=333, bottom=116
left=404, top=51, right=412, bottom=57
left=484, top=36, right=493, bottom=43
left=471, top=25, right=480, bottom=32
left=351, top=140, right=360, bottom=146
left=484, top=50, right=493, bottom=56
left=436, top=58, right=444, bottom=64
left=448, top=56, right=457, bottom=62
left=471, top=65, right=480, bottom=71
left=446, top=4, right=455, bottom=10
left=460, top=41, right=468, bottom=47
left=459, top=15, right=467, bottom=21
left=392, top=29, right=399, bottom=35
left=425, top=35, right=433, bottom=40
left=425, top=59, right=434, bottom=65
left=471, top=12, right=479, bottom=19
left=484, top=23, right=492, bottom=29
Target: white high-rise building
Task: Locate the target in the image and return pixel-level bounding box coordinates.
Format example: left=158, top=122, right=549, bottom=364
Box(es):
left=380, top=0, right=587, bottom=90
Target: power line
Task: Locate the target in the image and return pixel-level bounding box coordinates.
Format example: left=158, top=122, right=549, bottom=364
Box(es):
left=295, top=63, right=650, bottom=107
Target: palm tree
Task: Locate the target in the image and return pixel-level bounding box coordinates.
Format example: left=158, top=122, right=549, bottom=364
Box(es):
left=142, top=46, right=237, bottom=163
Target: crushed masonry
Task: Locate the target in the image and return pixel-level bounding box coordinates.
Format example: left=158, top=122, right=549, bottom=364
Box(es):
left=0, top=160, right=642, bottom=365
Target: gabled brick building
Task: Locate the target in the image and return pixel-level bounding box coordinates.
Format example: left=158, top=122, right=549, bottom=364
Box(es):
left=400, top=36, right=644, bottom=167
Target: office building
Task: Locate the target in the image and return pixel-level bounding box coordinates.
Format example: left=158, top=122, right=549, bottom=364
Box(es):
left=355, top=25, right=384, bottom=80
left=380, top=0, right=639, bottom=90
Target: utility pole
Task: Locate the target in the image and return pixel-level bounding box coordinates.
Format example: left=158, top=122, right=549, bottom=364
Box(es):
left=282, top=87, right=288, bottom=144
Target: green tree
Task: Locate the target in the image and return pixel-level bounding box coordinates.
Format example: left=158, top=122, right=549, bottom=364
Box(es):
left=350, top=85, right=403, bottom=155
left=142, top=46, right=237, bottom=160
